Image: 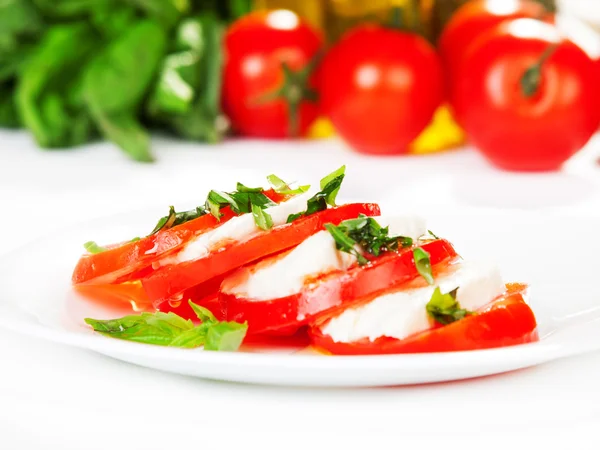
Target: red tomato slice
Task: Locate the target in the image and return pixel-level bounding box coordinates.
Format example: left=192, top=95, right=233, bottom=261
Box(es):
left=309, top=284, right=538, bottom=355
left=142, top=203, right=381, bottom=305
left=72, top=189, right=289, bottom=285
left=221, top=239, right=458, bottom=335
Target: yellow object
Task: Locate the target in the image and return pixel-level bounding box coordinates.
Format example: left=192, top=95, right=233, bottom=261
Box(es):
left=409, top=104, right=466, bottom=154
left=253, top=0, right=324, bottom=29
left=306, top=116, right=336, bottom=139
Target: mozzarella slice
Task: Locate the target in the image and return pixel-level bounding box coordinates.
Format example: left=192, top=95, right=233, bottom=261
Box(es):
left=161, top=191, right=314, bottom=266
left=320, top=261, right=505, bottom=343
left=223, top=215, right=427, bottom=301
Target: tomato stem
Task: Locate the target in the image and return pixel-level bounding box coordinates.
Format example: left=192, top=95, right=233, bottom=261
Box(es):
left=520, top=44, right=558, bottom=98
left=251, top=57, right=320, bottom=137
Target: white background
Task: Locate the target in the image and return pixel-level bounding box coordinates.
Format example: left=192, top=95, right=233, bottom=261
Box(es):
left=1, top=129, right=600, bottom=449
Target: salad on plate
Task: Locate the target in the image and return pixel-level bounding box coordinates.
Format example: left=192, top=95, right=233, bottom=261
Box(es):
left=73, top=166, right=538, bottom=354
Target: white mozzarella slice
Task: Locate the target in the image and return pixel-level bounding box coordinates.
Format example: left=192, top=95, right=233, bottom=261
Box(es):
left=320, top=261, right=505, bottom=343
left=162, top=191, right=314, bottom=265
left=223, top=215, right=427, bottom=301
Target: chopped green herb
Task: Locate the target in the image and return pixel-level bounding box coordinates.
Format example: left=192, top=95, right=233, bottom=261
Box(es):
left=129, top=237, right=141, bottom=243
left=426, top=287, right=471, bottom=325
left=236, top=182, right=263, bottom=193
left=413, top=247, right=434, bottom=285
left=149, top=205, right=177, bottom=235
left=319, top=165, right=345, bottom=206
left=428, top=229, right=440, bottom=240
left=83, top=241, right=108, bottom=254
left=85, top=300, right=248, bottom=351
left=252, top=203, right=274, bottom=231
left=266, top=174, right=310, bottom=195
left=325, top=215, right=414, bottom=266
left=325, top=223, right=368, bottom=265
left=149, top=205, right=207, bottom=236
left=287, top=166, right=346, bottom=222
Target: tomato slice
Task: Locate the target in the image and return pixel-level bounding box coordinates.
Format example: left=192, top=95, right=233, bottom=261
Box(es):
left=72, top=189, right=288, bottom=285
left=142, top=203, right=381, bottom=305
left=221, top=239, right=458, bottom=335
left=309, top=284, right=539, bottom=355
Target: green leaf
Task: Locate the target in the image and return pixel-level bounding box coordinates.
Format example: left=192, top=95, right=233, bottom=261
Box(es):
left=0, top=0, right=44, bottom=37
left=189, top=301, right=217, bottom=324
left=204, top=322, right=248, bottom=352
left=325, top=223, right=367, bottom=265
left=168, top=325, right=209, bottom=348
left=428, top=230, right=440, bottom=240
left=426, top=287, right=471, bottom=325
left=150, top=206, right=177, bottom=235
left=84, top=311, right=195, bottom=346
left=236, top=182, right=263, bottom=193
left=325, top=215, right=413, bottom=265
left=91, top=110, right=154, bottom=162
left=83, top=241, right=107, bottom=254
left=85, top=302, right=247, bottom=351
left=16, top=23, right=97, bottom=148
left=125, top=0, right=190, bottom=29
left=163, top=13, right=226, bottom=143
left=83, top=20, right=167, bottom=115
left=149, top=206, right=208, bottom=236
left=32, top=0, right=112, bottom=18
left=252, top=203, right=274, bottom=231
left=286, top=168, right=346, bottom=223
left=205, top=190, right=239, bottom=218
left=267, top=174, right=310, bottom=195
left=0, top=84, right=20, bottom=128
left=413, top=247, right=434, bottom=285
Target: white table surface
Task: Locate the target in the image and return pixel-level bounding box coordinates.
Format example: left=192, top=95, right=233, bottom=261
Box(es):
left=1, top=130, right=600, bottom=449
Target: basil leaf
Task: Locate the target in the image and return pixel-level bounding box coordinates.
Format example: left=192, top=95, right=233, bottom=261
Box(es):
left=252, top=203, right=274, bottom=231
left=413, top=247, right=434, bottom=285
left=150, top=205, right=177, bottom=235
left=428, top=229, right=440, bottom=240
left=130, top=237, right=141, bottom=243
left=320, top=165, right=346, bottom=190
left=85, top=301, right=247, bottom=351
left=325, top=223, right=368, bottom=265
left=206, top=190, right=239, bottom=218
left=287, top=173, right=345, bottom=223
left=229, top=191, right=275, bottom=214
left=204, top=321, right=248, bottom=351
left=169, top=325, right=210, bottom=348
left=267, top=174, right=289, bottom=192
left=426, top=287, right=471, bottom=325
left=325, top=215, right=413, bottom=264
left=236, top=182, right=263, bottom=193
left=189, top=301, right=217, bottom=324
left=84, top=311, right=194, bottom=346
left=84, top=241, right=108, bottom=254
left=319, top=165, right=345, bottom=207
left=267, top=174, right=310, bottom=195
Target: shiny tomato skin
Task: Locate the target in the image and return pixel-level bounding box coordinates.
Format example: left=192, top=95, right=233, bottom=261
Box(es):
left=142, top=203, right=381, bottom=305
left=221, top=239, right=458, bottom=335
left=71, top=190, right=287, bottom=286
left=310, top=284, right=539, bottom=355
left=453, top=20, right=600, bottom=171
left=439, top=0, right=549, bottom=80
left=223, top=10, right=323, bottom=138
left=319, top=25, right=444, bottom=155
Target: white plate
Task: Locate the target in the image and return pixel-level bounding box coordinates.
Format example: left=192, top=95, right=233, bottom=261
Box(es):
left=1, top=207, right=600, bottom=387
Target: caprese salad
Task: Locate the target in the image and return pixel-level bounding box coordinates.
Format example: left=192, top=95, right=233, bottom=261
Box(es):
left=75, top=166, right=539, bottom=354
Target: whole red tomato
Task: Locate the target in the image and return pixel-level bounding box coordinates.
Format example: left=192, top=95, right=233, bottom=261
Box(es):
left=319, top=25, right=444, bottom=155
left=222, top=10, right=323, bottom=138
left=439, top=0, right=549, bottom=79
left=453, top=19, right=600, bottom=171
